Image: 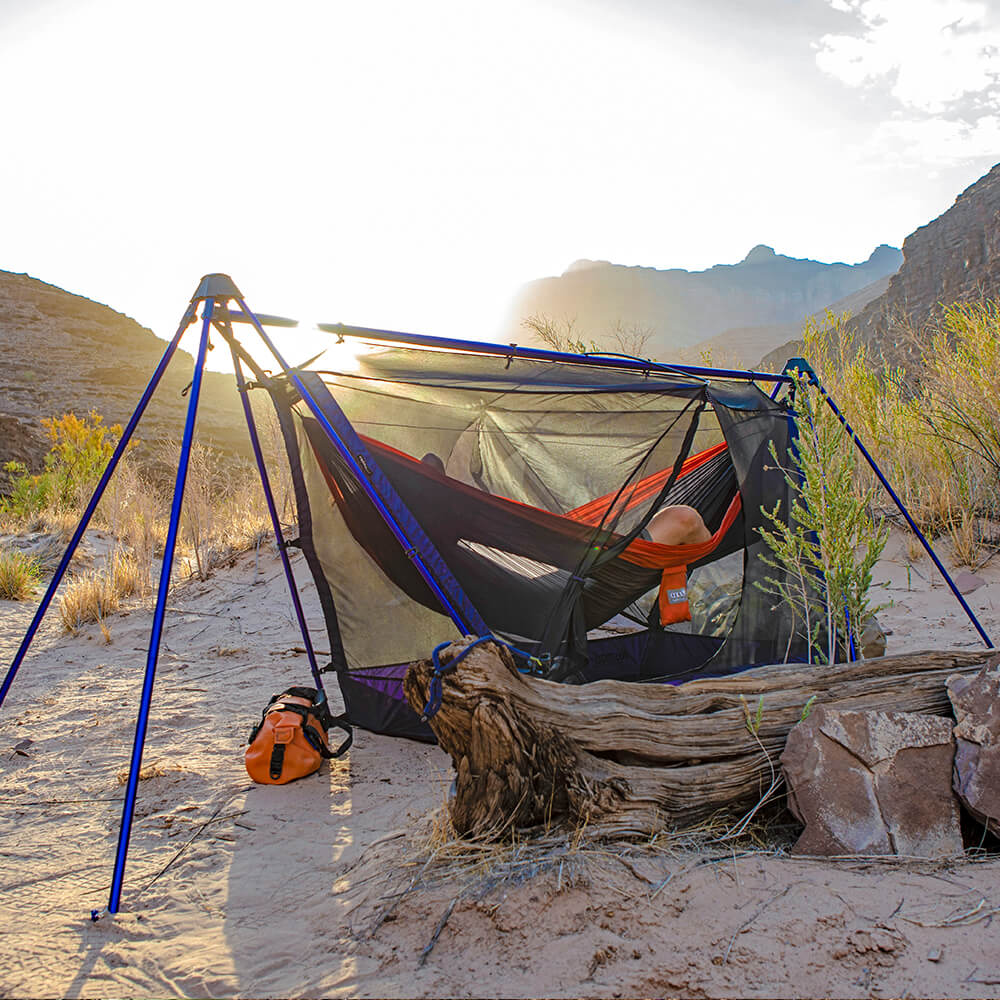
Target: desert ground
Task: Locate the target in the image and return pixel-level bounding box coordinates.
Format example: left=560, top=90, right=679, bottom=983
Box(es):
left=1, top=528, right=999, bottom=999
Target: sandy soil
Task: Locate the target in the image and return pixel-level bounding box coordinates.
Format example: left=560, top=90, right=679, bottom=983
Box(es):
left=2, top=529, right=1000, bottom=998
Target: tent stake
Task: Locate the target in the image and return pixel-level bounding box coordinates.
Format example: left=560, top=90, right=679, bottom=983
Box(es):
left=108, top=301, right=214, bottom=914
left=0, top=301, right=198, bottom=711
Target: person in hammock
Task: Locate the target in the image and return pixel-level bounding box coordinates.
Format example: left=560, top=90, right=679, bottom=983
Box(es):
left=420, top=451, right=712, bottom=549
left=641, top=504, right=712, bottom=547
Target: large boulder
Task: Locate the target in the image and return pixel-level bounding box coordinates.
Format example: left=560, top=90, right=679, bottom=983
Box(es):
left=947, top=665, right=1000, bottom=836
left=781, top=707, right=962, bottom=857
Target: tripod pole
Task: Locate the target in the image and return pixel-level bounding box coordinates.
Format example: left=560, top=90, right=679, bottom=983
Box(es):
left=226, top=344, right=327, bottom=692
left=107, top=300, right=214, bottom=914
left=0, top=302, right=198, bottom=711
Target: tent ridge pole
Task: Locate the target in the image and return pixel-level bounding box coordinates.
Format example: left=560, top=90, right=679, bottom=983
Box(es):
left=317, top=322, right=792, bottom=385
left=107, top=301, right=214, bottom=914
left=0, top=302, right=198, bottom=711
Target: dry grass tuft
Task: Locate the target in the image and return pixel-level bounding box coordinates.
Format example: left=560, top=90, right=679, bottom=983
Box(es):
left=3, top=408, right=294, bottom=599
left=59, top=549, right=143, bottom=631
left=367, top=794, right=797, bottom=939
left=0, top=547, right=41, bottom=600
left=115, top=761, right=180, bottom=785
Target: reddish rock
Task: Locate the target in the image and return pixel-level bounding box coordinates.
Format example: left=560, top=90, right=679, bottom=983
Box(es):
left=947, top=665, right=1000, bottom=836
left=781, top=706, right=962, bottom=857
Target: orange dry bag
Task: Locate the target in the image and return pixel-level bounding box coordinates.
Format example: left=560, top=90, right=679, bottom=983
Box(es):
left=245, top=686, right=352, bottom=785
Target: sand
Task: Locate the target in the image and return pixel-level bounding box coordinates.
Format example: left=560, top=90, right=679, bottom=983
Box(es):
left=2, top=528, right=1000, bottom=998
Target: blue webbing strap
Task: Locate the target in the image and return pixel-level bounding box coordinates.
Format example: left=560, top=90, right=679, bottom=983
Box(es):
left=293, top=373, right=490, bottom=637
left=420, top=636, right=549, bottom=721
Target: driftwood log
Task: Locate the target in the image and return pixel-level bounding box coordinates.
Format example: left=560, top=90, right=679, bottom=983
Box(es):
left=403, top=641, right=998, bottom=839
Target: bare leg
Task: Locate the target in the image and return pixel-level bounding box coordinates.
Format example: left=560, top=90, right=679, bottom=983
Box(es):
left=646, top=504, right=711, bottom=546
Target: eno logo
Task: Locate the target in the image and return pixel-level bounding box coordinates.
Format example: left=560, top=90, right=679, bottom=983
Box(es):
left=667, top=588, right=687, bottom=604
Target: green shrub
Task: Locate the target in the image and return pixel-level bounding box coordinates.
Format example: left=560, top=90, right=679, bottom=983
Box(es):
left=756, top=370, right=889, bottom=664
left=1, top=411, right=125, bottom=523
left=802, top=302, right=1000, bottom=567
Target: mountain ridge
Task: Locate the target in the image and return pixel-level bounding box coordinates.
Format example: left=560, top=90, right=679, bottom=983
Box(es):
left=505, top=244, right=902, bottom=356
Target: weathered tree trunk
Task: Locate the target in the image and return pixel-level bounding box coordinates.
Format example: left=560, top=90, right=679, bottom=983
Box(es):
left=403, top=641, right=997, bottom=839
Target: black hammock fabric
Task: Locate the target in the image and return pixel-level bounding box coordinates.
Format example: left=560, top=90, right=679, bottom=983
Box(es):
left=299, top=417, right=743, bottom=641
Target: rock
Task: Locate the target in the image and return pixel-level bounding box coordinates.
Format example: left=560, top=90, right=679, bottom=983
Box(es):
left=947, top=665, right=1000, bottom=836
left=953, top=570, right=986, bottom=595
left=781, top=706, right=963, bottom=857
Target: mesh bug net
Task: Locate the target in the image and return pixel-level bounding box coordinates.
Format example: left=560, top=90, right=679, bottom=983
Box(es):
left=266, top=344, right=805, bottom=740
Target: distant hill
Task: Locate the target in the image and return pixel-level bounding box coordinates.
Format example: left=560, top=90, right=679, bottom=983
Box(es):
left=847, top=162, right=1000, bottom=363
left=686, top=274, right=892, bottom=369
left=505, top=244, right=902, bottom=357
left=760, top=161, right=1000, bottom=371
left=0, top=271, right=252, bottom=484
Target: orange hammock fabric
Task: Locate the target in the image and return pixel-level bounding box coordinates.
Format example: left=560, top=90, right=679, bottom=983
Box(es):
left=567, top=441, right=730, bottom=526
left=616, top=492, right=743, bottom=625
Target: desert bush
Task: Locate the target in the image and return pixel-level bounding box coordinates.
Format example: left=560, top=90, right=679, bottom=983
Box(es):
left=169, top=443, right=271, bottom=581
left=1, top=412, right=127, bottom=524
left=521, top=313, right=655, bottom=359
left=0, top=548, right=41, bottom=600
left=757, top=371, right=889, bottom=663
left=0, top=402, right=289, bottom=595
left=801, top=302, right=1000, bottom=567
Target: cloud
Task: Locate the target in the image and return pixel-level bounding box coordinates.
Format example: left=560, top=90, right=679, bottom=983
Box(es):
left=817, top=0, right=1000, bottom=111
left=816, top=0, right=1000, bottom=164
left=868, top=115, right=1000, bottom=169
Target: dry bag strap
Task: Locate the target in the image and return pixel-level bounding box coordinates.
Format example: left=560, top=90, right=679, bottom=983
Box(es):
left=268, top=701, right=353, bottom=759
left=322, top=713, right=353, bottom=758
left=270, top=743, right=286, bottom=779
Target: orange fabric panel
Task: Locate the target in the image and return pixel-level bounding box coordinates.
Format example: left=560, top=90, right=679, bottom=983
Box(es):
left=658, top=565, right=692, bottom=625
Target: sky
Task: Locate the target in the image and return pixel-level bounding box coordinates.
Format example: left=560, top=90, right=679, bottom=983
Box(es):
left=0, top=0, right=997, bottom=369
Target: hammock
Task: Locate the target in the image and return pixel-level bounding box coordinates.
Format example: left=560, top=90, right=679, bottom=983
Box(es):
left=304, top=421, right=743, bottom=635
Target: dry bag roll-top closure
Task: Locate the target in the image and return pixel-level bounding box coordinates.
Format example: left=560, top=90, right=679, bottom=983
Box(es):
left=245, top=686, right=352, bottom=784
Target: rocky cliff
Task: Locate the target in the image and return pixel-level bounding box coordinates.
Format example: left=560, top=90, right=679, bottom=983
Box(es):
left=505, top=244, right=901, bottom=356
left=0, top=271, right=252, bottom=483
left=849, top=162, right=1000, bottom=361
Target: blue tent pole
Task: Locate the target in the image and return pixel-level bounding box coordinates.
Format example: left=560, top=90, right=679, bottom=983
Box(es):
left=106, top=301, right=214, bottom=915
left=226, top=343, right=326, bottom=692
left=232, top=298, right=476, bottom=635
left=784, top=359, right=993, bottom=649
left=0, top=302, right=198, bottom=711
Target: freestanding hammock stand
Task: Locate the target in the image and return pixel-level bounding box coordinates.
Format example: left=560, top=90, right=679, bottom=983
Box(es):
left=0, top=274, right=990, bottom=916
